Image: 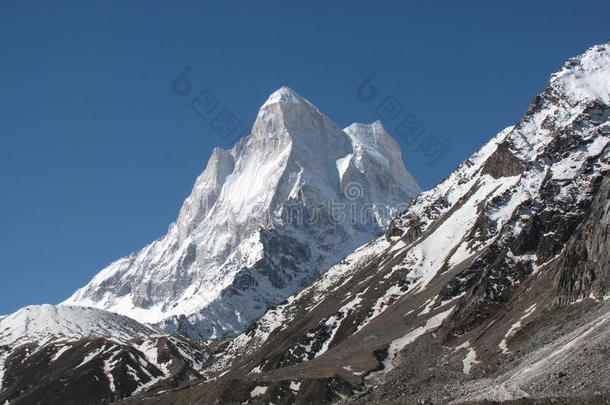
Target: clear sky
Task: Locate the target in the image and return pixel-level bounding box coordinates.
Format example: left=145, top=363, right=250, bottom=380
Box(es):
left=1, top=1, right=608, bottom=315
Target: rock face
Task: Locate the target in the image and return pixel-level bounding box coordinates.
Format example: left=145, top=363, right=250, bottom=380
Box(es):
left=552, top=174, right=610, bottom=306
left=63, top=87, right=421, bottom=339
left=108, top=42, right=610, bottom=405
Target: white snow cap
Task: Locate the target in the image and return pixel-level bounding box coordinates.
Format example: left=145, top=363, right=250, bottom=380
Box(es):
left=550, top=41, right=610, bottom=105
left=0, top=304, right=159, bottom=346
left=261, top=86, right=309, bottom=108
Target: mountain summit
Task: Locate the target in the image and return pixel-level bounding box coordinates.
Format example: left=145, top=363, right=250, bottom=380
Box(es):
left=64, top=87, right=421, bottom=338
left=261, top=86, right=309, bottom=107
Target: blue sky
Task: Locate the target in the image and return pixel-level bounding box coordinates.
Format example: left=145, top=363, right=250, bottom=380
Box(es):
left=1, top=1, right=609, bottom=314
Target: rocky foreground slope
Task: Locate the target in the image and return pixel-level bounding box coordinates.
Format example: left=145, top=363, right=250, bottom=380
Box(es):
left=1, top=42, right=609, bottom=405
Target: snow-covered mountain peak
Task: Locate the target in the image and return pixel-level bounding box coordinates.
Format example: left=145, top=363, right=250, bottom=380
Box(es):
left=254, top=86, right=350, bottom=156
left=498, top=43, right=610, bottom=164
left=342, top=120, right=420, bottom=194
left=386, top=42, right=610, bottom=298
left=345, top=121, right=403, bottom=167
left=550, top=41, right=610, bottom=105
left=0, top=304, right=159, bottom=346
left=345, top=121, right=398, bottom=158
left=261, top=86, right=309, bottom=108
left=65, top=88, right=421, bottom=339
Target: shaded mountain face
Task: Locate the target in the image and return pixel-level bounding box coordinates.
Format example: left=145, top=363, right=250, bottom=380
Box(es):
left=63, top=87, right=421, bottom=339
left=113, top=43, right=610, bottom=404
left=0, top=305, right=211, bottom=405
